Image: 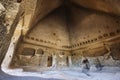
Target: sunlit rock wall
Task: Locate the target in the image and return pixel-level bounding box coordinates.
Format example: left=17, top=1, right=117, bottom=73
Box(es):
left=0, top=1, right=21, bottom=63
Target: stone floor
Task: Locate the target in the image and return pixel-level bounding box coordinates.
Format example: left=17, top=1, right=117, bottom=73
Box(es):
left=0, top=67, right=120, bottom=80
left=0, top=68, right=61, bottom=80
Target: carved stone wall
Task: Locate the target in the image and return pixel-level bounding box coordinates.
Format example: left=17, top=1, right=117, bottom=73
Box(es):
left=10, top=43, right=71, bottom=69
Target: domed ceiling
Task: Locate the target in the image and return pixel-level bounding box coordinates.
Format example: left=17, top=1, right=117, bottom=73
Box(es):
left=22, top=0, right=120, bottom=50
left=22, top=0, right=120, bottom=35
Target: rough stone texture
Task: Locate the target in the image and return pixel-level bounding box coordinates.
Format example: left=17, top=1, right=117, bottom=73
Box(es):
left=0, top=1, right=21, bottom=63
left=110, top=42, right=120, bottom=60
left=19, top=0, right=37, bottom=35
left=0, top=11, right=6, bottom=47
left=0, top=3, right=5, bottom=14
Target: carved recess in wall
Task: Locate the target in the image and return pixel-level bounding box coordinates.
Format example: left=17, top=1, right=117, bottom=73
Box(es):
left=57, top=52, right=67, bottom=67
left=11, top=47, right=54, bottom=68
left=110, top=43, right=120, bottom=60
left=18, top=48, right=36, bottom=66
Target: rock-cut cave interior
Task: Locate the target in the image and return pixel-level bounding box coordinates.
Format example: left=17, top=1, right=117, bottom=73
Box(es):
left=0, top=0, right=120, bottom=80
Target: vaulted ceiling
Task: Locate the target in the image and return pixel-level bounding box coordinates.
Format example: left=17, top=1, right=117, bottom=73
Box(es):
left=19, top=0, right=120, bottom=50
left=21, top=0, right=120, bottom=35
left=30, top=0, right=120, bottom=29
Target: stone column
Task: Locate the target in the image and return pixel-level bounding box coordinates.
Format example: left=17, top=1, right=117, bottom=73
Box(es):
left=68, top=56, right=72, bottom=67
left=52, top=54, right=57, bottom=68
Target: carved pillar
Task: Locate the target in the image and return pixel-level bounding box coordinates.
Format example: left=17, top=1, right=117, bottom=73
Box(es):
left=52, top=54, right=57, bottom=68
left=68, top=56, right=72, bottom=67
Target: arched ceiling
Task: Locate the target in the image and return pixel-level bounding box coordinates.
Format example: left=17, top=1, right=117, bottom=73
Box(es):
left=23, top=3, right=120, bottom=50
left=21, top=0, right=120, bottom=35
left=19, top=0, right=120, bottom=50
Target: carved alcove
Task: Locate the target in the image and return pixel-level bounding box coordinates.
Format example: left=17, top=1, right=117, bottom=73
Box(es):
left=19, top=48, right=36, bottom=66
